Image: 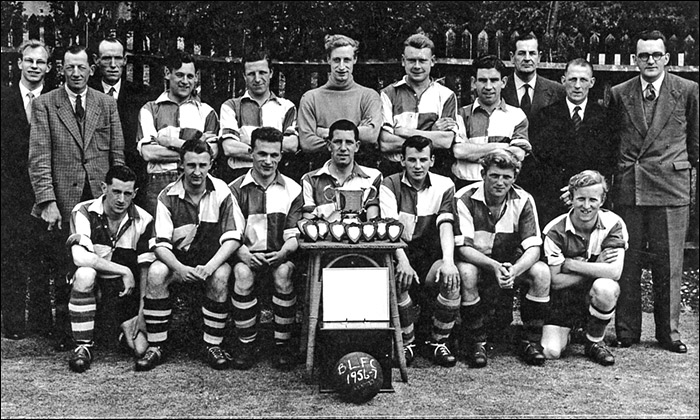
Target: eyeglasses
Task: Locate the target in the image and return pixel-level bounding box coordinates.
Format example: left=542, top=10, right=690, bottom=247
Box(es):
left=636, top=52, right=665, bottom=62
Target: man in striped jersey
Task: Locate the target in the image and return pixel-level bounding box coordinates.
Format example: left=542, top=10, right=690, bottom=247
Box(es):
left=228, top=127, right=303, bottom=370
left=455, top=150, right=550, bottom=368
left=541, top=170, right=628, bottom=366
left=135, top=139, right=242, bottom=372
left=66, top=165, right=154, bottom=373
left=379, top=135, right=460, bottom=367
left=379, top=34, right=459, bottom=177
left=216, top=51, right=300, bottom=184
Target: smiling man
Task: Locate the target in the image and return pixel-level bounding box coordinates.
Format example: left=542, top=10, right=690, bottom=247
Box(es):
left=541, top=170, right=628, bottom=366
left=298, top=35, right=382, bottom=171
left=378, top=34, right=458, bottom=177
left=227, top=127, right=303, bottom=371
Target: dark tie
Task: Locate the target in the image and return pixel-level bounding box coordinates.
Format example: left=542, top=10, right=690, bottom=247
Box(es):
left=572, top=106, right=581, bottom=131
left=75, top=94, right=85, bottom=121
left=26, top=92, right=34, bottom=123
left=520, top=84, right=532, bottom=115
left=108, top=87, right=116, bottom=99
left=645, top=84, right=656, bottom=101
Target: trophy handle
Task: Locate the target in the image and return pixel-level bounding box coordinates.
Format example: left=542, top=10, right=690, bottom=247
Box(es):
left=363, top=186, right=378, bottom=205
left=323, top=185, right=336, bottom=202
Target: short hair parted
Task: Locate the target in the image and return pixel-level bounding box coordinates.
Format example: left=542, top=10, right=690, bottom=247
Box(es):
left=474, top=55, right=507, bottom=78
left=251, top=126, right=283, bottom=150
left=564, top=58, right=593, bottom=75
left=180, top=138, right=213, bottom=160
left=105, top=165, right=137, bottom=185
left=402, top=135, right=434, bottom=157
left=97, top=37, right=125, bottom=55
left=324, top=34, right=359, bottom=58
left=636, top=30, right=667, bottom=50
left=568, top=170, right=608, bottom=202
left=404, top=33, right=435, bottom=54
left=165, top=50, right=198, bottom=72
left=479, top=149, right=522, bottom=176
left=509, top=32, right=539, bottom=53
left=65, top=44, right=89, bottom=58
left=242, top=49, right=272, bottom=70
left=18, top=39, right=51, bottom=58
left=328, top=119, right=359, bottom=142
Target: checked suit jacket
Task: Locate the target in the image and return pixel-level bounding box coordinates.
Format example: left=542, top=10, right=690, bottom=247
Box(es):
left=502, top=74, right=566, bottom=120
left=28, top=86, right=125, bottom=220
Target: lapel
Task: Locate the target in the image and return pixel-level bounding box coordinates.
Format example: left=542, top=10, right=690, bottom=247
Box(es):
left=639, top=73, right=678, bottom=156
left=55, top=88, right=84, bottom=147
left=83, top=88, right=102, bottom=149
left=620, top=77, right=647, bottom=140
left=532, top=76, right=551, bottom=114
left=9, top=86, right=30, bottom=126
left=502, top=78, right=517, bottom=107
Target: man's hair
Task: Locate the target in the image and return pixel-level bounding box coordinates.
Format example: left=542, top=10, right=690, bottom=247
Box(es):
left=18, top=39, right=51, bottom=58
left=165, top=50, right=197, bottom=72
left=328, top=119, right=359, bottom=141
left=324, top=34, right=359, bottom=58
left=479, top=149, right=521, bottom=176
left=105, top=165, right=137, bottom=185
left=636, top=30, right=667, bottom=50
left=564, top=58, right=593, bottom=75
left=474, top=55, right=507, bottom=78
left=242, top=49, right=272, bottom=70
left=404, top=33, right=435, bottom=54
left=65, top=44, right=89, bottom=58
left=180, top=137, right=213, bottom=160
left=96, top=37, right=125, bottom=57
left=402, top=135, right=434, bottom=157
left=568, top=170, right=608, bottom=202
left=510, top=32, right=539, bottom=52
left=251, top=126, right=283, bottom=150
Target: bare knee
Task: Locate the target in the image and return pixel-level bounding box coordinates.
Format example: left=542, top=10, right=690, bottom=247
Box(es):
left=72, top=267, right=97, bottom=293
left=146, top=260, right=171, bottom=295
left=528, top=261, right=551, bottom=296
left=458, top=262, right=480, bottom=302
left=233, top=263, right=255, bottom=296
left=590, top=278, right=620, bottom=310
left=273, top=263, right=294, bottom=294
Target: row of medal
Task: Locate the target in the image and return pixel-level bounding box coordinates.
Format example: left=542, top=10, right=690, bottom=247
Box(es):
left=298, top=218, right=405, bottom=243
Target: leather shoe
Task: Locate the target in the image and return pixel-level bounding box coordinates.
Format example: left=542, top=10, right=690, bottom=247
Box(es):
left=662, top=340, right=688, bottom=354
left=274, top=344, right=297, bottom=371
left=205, top=345, right=229, bottom=370
left=135, top=346, right=164, bottom=371
left=395, top=343, right=416, bottom=367
left=612, top=337, right=637, bottom=348
left=468, top=342, right=488, bottom=368
left=520, top=341, right=546, bottom=366
left=585, top=341, right=615, bottom=366
left=231, top=342, right=257, bottom=370
left=68, top=343, right=93, bottom=373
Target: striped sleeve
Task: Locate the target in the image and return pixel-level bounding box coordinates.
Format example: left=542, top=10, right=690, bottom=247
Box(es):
left=508, top=109, right=531, bottom=153
left=436, top=181, right=455, bottom=226
left=137, top=215, right=156, bottom=265
left=380, top=89, right=396, bottom=134
left=283, top=189, right=304, bottom=242
left=601, top=217, right=629, bottom=250
left=151, top=195, right=174, bottom=250
left=455, top=197, right=474, bottom=248
left=68, top=203, right=94, bottom=252
left=519, top=195, right=543, bottom=250
left=282, top=103, right=298, bottom=137
left=366, top=173, right=383, bottom=208
left=219, top=192, right=244, bottom=244
left=219, top=99, right=241, bottom=141
left=543, top=233, right=565, bottom=266
left=301, top=173, right=318, bottom=215
left=137, top=102, right=158, bottom=154
left=379, top=177, right=399, bottom=220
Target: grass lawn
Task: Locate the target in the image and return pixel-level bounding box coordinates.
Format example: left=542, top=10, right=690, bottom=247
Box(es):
left=1, top=310, right=698, bottom=418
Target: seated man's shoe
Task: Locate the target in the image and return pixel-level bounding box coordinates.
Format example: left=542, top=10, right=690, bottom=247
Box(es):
left=425, top=341, right=457, bottom=367
left=585, top=341, right=615, bottom=366
left=68, top=343, right=93, bottom=373
left=403, top=343, right=417, bottom=367
left=135, top=346, right=164, bottom=372
left=231, top=342, right=257, bottom=370
left=205, top=345, right=229, bottom=370
left=274, top=344, right=297, bottom=371
left=662, top=340, right=688, bottom=354
left=520, top=341, right=546, bottom=366
left=611, top=337, right=638, bottom=348
left=468, top=342, right=488, bottom=368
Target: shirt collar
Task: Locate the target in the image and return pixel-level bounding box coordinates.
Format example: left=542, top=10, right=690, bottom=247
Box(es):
left=514, top=74, right=537, bottom=91
left=87, top=195, right=141, bottom=221
left=564, top=210, right=606, bottom=234
left=155, top=90, right=201, bottom=107
left=392, top=76, right=438, bottom=90
left=240, top=169, right=286, bottom=188
left=166, top=174, right=216, bottom=199
left=19, top=82, right=43, bottom=99
left=312, top=160, right=371, bottom=180
left=101, top=79, right=122, bottom=97
left=473, top=98, right=508, bottom=113
left=566, top=97, right=588, bottom=118
left=641, top=72, right=665, bottom=95
left=400, top=171, right=433, bottom=190
left=65, top=84, right=88, bottom=100
left=241, top=90, right=280, bottom=104
left=472, top=181, right=522, bottom=204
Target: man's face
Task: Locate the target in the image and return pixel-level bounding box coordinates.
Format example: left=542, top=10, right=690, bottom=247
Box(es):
left=181, top=151, right=211, bottom=189
left=511, top=39, right=540, bottom=77
left=482, top=165, right=516, bottom=201
left=95, top=41, right=126, bottom=85
left=251, top=139, right=282, bottom=179
left=166, top=62, right=197, bottom=102
left=635, top=39, right=668, bottom=83
left=570, top=184, right=605, bottom=225
left=327, top=129, right=359, bottom=168
left=401, top=146, right=434, bottom=184
left=562, top=64, right=595, bottom=105
left=327, top=46, right=356, bottom=85
left=244, top=59, right=272, bottom=98
left=102, top=178, right=136, bottom=217
left=18, top=46, right=50, bottom=86
left=402, top=46, right=434, bottom=85
left=473, top=68, right=506, bottom=108
left=63, top=50, right=93, bottom=93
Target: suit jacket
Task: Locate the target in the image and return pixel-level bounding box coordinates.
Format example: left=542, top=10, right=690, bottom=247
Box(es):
left=89, top=78, right=155, bottom=183
left=28, top=86, right=125, bottom=220
left=517, top=99, right=616, bottom=225
left=502, top=74, right=566, bottom=120
left=610, top=72, right=699, bottom=206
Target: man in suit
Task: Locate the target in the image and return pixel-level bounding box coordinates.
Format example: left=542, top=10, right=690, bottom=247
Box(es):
left=519, top=58, right=616, bottom=227
left=1, top=39, right=52, bottom=339
left=28, top=44, right=125, bottom=350
left=611, top=30, right=699, bottom=354
left=502, top=33, right=565, bottom=121
left=90, top=37, right=153, bottom=189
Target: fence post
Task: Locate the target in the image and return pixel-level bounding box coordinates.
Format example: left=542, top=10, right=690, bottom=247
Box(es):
left=668, top=34, right=679, bottom=66
left=683, top=35, right=695, bottom=66
left=477, top=29, right=488, bottom=58
left=620, top=33, right=632, bottom=65
left=28, top=14, right=40, bottom=41
left=495, top=29, right=506, bottom=60
left=605, top=33, right=616, bottom=65
left=589, top=32, right=599, bottom=64
left=445, top=27, right=456, bottom=58
left=462, top=28, right=472, bottom=59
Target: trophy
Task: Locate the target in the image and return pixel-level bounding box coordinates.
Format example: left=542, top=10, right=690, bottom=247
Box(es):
left=323, top=185, right=377, bottom=224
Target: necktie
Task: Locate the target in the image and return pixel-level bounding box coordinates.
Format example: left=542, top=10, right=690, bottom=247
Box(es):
left=75, top=94, right=85, bottom=137
left=520, top=84, right=532, bottom=115
left=572, top=106, right=581, bottom=131
left=645, top=84, right=656, bottom=101
left=26, top=92, right=34, bottom=123
left=108, top=87, right=116, bottom=99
